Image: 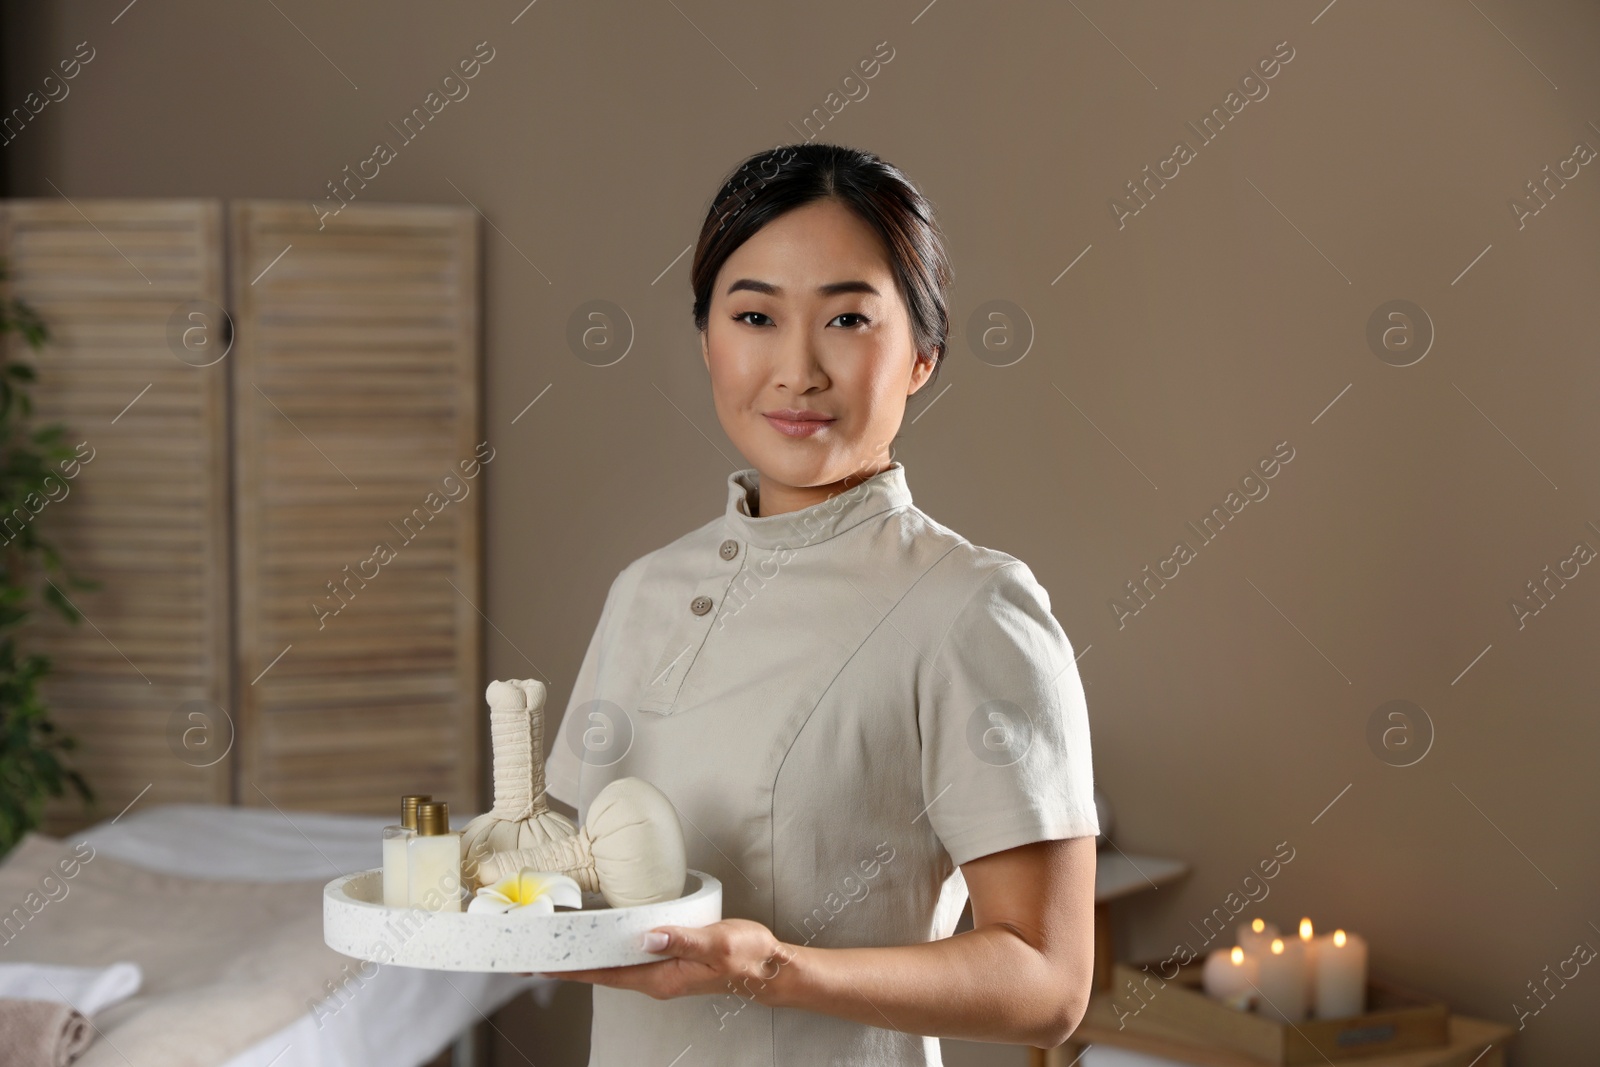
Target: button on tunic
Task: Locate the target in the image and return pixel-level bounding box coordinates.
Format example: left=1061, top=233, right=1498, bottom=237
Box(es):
left=545, top=460, right=1099, bottom=1066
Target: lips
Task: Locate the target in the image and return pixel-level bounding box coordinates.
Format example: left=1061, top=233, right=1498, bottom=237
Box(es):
left=764, top=409, right=834, bottom=422
left=763, top=410, right=835, bottom=438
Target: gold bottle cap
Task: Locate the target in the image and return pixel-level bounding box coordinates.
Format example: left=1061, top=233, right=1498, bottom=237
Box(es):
left=400, top=794, right=432, bottom=830
left=416, top=801, right=450, bottom=836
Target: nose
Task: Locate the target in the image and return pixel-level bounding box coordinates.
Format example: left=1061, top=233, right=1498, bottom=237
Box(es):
left=771, top=321, right=829, bottom=393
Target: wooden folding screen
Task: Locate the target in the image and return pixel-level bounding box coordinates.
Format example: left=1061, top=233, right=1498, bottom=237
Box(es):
left=229, top=201, right=481, bottom=815
left=0, top=200, right=232, bottom=823
left=2, top=198, right=481, bottom=828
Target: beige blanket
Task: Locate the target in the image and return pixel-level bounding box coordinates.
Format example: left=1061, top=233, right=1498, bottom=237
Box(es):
left=0, top=832, right=357, bottom=1067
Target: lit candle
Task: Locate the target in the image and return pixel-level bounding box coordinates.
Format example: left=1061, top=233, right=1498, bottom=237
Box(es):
left=1255, top=936, right=1310, bottom=1023
left=1236, top=917, right=1280, bottom=956
left=1313, top=929, right=1368, bottom=1018
left=1202, top=945, right=1260, bottom=1009
left=1298, top=917, right=1324, bottom=1004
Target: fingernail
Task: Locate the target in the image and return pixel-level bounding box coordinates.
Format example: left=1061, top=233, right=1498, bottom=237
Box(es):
left=642, top=931, right=669, bottom=952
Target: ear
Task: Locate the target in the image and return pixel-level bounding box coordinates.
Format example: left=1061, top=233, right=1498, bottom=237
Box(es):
left=700, top=329, right=710, bottom=373
left=907, top=347, right=938, bottom=396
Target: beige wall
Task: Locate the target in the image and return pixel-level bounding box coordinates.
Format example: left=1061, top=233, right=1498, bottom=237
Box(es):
left=5, top=1, right=1597, bottom=1063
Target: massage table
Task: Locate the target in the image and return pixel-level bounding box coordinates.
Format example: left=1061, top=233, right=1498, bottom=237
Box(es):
left=9, top=802, right=552, bottom=1067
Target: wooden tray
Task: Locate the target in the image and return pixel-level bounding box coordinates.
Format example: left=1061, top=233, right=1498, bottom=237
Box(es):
left=1108, top=958, right=1449, bottom=1064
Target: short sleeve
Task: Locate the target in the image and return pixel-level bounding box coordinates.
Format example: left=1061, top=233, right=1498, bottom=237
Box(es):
left=918, top=560, right=1099, bottom=867
left=545, top=567, right=628, bottom=807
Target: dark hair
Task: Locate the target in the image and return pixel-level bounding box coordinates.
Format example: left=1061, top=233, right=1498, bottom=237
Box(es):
left=690, top=143, right=952, bottom=388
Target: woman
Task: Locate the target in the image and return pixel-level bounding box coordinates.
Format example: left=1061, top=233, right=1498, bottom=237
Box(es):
left=541, top=142, right=1100, bottom=1065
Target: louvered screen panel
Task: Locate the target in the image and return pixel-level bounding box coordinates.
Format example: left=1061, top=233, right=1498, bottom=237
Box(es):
left=0, top=199, right=232, bottom=830
left=230, top=201, right=481, bottom=815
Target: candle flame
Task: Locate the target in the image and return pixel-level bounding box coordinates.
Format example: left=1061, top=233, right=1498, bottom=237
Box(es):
left=1271, top=938, right=1285, bottom=954
left=1251, top=918, right=1265, bottom=933
left=1334, top=929, right=1347, bottom=947
left=1300, top=917, right=1313, bottom=940
left=1230, top=946, right=1244, bottom=965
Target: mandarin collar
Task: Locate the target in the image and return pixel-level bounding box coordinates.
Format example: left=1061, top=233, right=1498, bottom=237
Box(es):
left=723, top=461, right=912, bottom=550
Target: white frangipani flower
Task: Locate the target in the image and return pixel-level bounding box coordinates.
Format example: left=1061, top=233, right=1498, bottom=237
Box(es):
left=466, top=869, right=583, bottom=915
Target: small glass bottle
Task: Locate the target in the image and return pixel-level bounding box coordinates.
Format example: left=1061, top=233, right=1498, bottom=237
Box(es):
left=382, top=794, right=431, bottom=907
left=408, top=801, right=463, bottom=912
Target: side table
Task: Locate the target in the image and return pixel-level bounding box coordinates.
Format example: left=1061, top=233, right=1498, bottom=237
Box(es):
left=1050, top=1000, right=1514, bottom=1067
left=1030, top=850, right=1517, bottom=1065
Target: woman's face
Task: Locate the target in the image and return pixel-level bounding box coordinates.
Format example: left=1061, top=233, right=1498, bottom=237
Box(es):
left=700, top=198, right=935, bottom=510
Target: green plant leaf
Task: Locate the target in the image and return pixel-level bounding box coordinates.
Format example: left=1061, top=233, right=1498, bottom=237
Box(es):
left=0, top=267, right=93, bottom=853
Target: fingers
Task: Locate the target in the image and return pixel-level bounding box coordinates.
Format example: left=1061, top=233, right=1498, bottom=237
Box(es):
left=643, top=925, right=708, bottom=959
left=558, top=960, right=673, bottom=991
left=552, top=967, right=623, bottom=984
left=535, top=923, right=782, bottom=999
left=551, top=968, right=596, bottom=983
left=643, top=921, right=781, bottom=967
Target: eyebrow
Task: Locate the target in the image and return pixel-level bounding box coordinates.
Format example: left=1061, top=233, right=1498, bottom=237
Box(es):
left=725, top=278, right=881, bottom=298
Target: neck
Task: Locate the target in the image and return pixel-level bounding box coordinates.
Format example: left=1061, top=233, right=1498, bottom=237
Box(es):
left=753, top=464, right=890, bottom=518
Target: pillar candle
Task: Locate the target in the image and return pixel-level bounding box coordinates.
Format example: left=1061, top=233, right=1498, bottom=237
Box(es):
left=1255, top=936, right=1310, bottom=1023
left=1236, top=917, right=1280, bottom=956
left=1298, top=917, right=1328, bottom=1005
left=1202, top=945, right=1260, bottom=1009
left=1313, top=929, right=1368, bottom=1018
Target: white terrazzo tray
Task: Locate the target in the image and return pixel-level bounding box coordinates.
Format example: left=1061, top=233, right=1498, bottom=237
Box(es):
left=323, top=868, right=722, bottom=972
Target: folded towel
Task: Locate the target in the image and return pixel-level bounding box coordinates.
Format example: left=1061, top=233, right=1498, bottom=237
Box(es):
left=0, top=834, right=358, bottom=1067
left=0, top=997, right=94, bottom=1066
left=0, top=962, right=142, bottom=1017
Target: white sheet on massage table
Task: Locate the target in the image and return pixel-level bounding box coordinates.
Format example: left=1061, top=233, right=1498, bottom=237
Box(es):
left=75, top=803, right=555, bottom=1067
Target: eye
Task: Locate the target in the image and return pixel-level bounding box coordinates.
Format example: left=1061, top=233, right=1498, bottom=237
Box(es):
left=830, top=312, right=871, bottom=329
left=732, top=311, right=772, bottom=327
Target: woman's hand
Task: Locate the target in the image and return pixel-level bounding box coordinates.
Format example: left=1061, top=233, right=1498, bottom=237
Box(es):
left=524, top=838, right=1096, bottom=1046
left=535, top=918, right=799, bottom=1002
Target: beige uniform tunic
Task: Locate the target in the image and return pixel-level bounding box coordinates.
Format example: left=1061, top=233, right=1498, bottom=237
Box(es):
left=545, top=460, right=1098, bottom=1066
